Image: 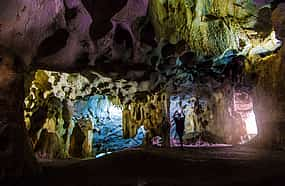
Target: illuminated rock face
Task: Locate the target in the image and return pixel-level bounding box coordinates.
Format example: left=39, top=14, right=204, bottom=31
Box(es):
left=246, top=3, right=285, bottom=145
left=0, top=0, right=285, bottom=179
left=0, top=0, right=276, bottom=71
left=69, top=118, right=93, bottom=157
left=169, top=90, right=258, bottom=145
left=24, top=72, right=168, bottom=155
left=122, top=93, right=169, bottom=146
left=149, top=0, right=260, bottom=56
left=73, top=95, right=145, bottom=153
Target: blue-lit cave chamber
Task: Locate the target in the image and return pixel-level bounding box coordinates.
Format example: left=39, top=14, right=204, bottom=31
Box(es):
left=72, top=95, right=145, bottom=158
left=24, top=71, right=148, bottom=160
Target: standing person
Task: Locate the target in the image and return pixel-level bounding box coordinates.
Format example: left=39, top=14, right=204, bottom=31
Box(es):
left=173, top=110, right=185, bottom=149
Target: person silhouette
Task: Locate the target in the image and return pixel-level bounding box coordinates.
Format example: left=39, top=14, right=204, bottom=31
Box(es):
left=173, top=110, right=185, bottom=149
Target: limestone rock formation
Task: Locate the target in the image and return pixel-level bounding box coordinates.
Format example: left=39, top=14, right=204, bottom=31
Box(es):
left=150, top=0, right=253, bottom=56
left=0, top=0, right=285, bottom=180
left=249, top=2, right=285, bottom=146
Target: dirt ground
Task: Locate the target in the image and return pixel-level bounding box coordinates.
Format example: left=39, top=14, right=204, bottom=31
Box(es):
left=10, top=145, right=285, bottom=186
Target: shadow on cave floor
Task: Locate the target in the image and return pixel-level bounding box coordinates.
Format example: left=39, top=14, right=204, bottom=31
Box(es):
left=22, top=146, right=285, bottom=186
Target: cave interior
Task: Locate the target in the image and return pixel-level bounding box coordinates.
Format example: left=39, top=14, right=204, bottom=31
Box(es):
left=1, top=0, right=285, bottom=185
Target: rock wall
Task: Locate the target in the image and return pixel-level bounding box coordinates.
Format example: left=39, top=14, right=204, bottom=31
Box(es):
left=169, top=86, right=257, bottom=146
left=24, top=70, right=97, bottom=158
left=247, top=3, right=285, bottom=146
left=0, top=46, right=38, bottom=181
left=24, top=70, right=167, bottom=157
left=0, top=0, right=285, bottom=179
left=149, top=0, right=257, bottom=56
left=73, top=95, right=145, bottom=154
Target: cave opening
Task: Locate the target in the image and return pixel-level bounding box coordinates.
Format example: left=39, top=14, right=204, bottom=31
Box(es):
left=232, top=89, right=258, bottom=143
left=169, top=92, right=258, bottom=147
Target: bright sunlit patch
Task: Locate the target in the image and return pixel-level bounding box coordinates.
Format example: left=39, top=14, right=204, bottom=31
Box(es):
left=249, top=31, right=282, bottom=56
left=109, top=105, right=122, bottom=118
left=244, top=110, right=258, bottom=135
left=233, top=90, right=258, bottom=143
left=95, top=152, right=112, bottom=158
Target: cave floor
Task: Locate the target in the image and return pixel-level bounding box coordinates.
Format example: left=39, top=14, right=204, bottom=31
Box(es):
left=32, top=146, right=285, bottom=186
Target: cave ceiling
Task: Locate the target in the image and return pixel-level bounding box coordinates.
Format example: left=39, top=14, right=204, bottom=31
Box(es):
left=0, top=0, right=283, bottom=98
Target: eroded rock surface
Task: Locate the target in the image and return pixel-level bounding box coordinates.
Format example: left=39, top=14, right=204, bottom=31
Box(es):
left=0, top=0, right=285, bottom=180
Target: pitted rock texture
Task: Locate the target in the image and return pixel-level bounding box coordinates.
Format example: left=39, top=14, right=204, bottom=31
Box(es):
left=0, top=0, right=285, bottom=180
left=0, top=0, right=279, bottom=71
left=149, top=0, right=258, bottom=56
left=24, top=71, right=169, bottom=155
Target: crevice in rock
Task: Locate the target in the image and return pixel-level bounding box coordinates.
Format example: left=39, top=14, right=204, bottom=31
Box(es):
left=35, top=29, right=70, bottom=59
left=81, top=0, right=128, bottom=41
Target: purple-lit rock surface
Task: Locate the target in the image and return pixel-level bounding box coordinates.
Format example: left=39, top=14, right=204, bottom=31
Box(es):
left=0, top=0, right=285, bottom=183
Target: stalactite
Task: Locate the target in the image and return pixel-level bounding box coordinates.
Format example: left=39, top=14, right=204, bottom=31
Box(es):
left=122, top=92, right=169, bottom=145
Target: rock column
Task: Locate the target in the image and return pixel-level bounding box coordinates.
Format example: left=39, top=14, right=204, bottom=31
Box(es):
left=0, top=47, right=38, bottom=181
